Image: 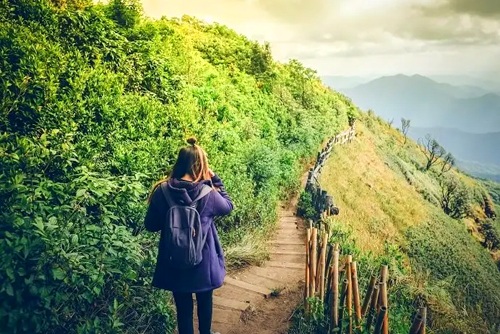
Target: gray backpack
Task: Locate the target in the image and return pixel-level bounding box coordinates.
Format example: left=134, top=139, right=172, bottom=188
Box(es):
left=160, top=183, right=212, bottom=269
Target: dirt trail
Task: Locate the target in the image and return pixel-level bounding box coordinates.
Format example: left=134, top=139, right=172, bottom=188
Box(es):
left=204, top=200, right=306, bottom=334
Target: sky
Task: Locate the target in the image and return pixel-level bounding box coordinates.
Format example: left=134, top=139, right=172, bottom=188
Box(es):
left=140, top=0, right=500, bottom=79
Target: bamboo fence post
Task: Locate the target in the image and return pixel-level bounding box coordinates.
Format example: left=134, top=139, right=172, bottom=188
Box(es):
left=332, top=246, right=340, bottom=328
left=305, top=228, right=311, bottom=310
left=409, top=310, right=423, bottom=334
left=418, top=307, right=427, bottom=334
left=338, top=278, right=349, bottom=334
left=361, top=276, right=377, bottom=317
left=380, top=266, right=389, bottom=334
left=310, top=228, right=318, bottom=296
left=379, top=282, right=388, bottom=318
left=346, top=256, right=353, bottom=334
left=351, top=262, right=362, bottom=326
left=319, top=233, right=328, bottom=301
left=365, top=285, right=379, bottom=331
left=374, top=307, right=387, bottom=334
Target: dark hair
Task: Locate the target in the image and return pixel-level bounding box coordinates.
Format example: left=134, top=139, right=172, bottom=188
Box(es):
left=148, top=137, right=210, bottom=202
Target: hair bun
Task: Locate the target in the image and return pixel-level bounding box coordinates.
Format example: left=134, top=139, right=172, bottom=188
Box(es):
left=187, top=137, right=197, bottom=146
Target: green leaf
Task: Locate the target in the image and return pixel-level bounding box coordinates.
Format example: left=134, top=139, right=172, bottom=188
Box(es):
left=5, top=284, right=14, bottom=297
left=52, top=268, right=65, bottom=280
left=76, top=189, right=86, bottom=198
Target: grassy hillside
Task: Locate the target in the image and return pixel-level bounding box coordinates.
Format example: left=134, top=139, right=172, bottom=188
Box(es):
left=318, top=112, right=500, bottom=333
left=0, top=1, right=356, bottom=333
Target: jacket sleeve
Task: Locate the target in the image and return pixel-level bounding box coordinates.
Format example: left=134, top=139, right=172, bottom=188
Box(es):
left=210, top=174, right=234, bottom=217
left=144, top=188, right=164, bottom=232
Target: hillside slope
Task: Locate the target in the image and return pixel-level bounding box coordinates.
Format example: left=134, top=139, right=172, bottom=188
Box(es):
left=319, top=113, right=500, bottom=333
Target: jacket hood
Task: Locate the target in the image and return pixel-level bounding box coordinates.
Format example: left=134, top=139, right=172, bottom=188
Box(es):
left=166, top=178, right=211, bottom=205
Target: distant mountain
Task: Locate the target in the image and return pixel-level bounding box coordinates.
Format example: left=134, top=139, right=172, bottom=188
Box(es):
left=344, top=74, right=500, bottom=133
left=429, top=75, right=500, bottom=94
left=321, top=76, right=372, bottom=90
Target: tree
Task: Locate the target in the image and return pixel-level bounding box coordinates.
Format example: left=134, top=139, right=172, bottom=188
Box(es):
left=107, top=0, right=142, bottom=28
left=439, top=176, right=471, bottom=219
left=401, top=118, right=410, bottom=145
left=479, top=220, right=500, bottom=251
left=441, top=152, right=455, bottom=173
left=418, top=134, right=446, bottom=171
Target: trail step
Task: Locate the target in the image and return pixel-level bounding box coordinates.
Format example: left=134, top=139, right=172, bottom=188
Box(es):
left=280, top=216, right=299, bottom=222
left=278, top=210, right=296, bottom=216
left=270, top=250, right=304, bottom=256
left=278, top=223, right=299, bottom=228
left=213, top=295, right=250, bottom=311
left=235, top=271, right=283, bottom=289
left=269, top=240, right=304, bottom=246
left=278, top=228, right=302, bottom=237
left=266, top=261, right=303, bottom=270
left=211, top=307, right=243, bottom=324
left=224, top=276, right=272, bottom=298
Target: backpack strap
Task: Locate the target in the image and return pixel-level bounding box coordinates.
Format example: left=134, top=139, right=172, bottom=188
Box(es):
left=190, top=185, right=212, bottom=206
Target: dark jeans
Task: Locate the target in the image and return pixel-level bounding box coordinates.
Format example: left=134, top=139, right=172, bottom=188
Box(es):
left=173, top=290, right=213, bottom=334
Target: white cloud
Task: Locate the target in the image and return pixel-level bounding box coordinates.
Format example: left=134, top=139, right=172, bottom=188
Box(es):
left=139, top=0, right=500, bottom=78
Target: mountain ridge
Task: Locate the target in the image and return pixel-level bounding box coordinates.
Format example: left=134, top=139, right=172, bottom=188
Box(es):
left=343, top=74, right=500, bottom=133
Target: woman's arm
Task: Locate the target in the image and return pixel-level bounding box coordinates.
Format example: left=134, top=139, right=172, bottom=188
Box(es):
left=210, top=174, right=234, bottom=217
left=144, top=189, right=163, bottom=232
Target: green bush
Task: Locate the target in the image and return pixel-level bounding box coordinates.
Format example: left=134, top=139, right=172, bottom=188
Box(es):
left=297, top=191, right=316, bottom=220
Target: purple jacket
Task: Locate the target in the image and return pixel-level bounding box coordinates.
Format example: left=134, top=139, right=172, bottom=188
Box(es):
left=144, top=175, right=233, bottom=293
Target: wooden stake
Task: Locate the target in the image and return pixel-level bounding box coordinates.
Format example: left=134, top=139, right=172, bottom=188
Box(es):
left=409, top=311, right=423, bottom=334
left=351, top=262, right=362, bottom=326
left=338, top=278, right=349, bottom=334
left=418, top=307, right=427, bottom=334
left=332, top=247, right=340, bottom=328
left=365, top=285, right=379, bottom=331
left=305, top=228, right=311, bottom=310
left=361, top=276, right=377, bottom=317
left=346, top=256, right=353, bottom=334
left=310, top=228, right=317, bottom=296
left=380, top=266, right=389, bottom=334
left=319, top=233, right=328, bottom=301
left=374, top=307, right=387, bottom=334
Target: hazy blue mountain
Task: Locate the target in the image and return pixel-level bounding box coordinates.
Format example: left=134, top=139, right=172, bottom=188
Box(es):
left=429, top=74, right=500, bottom=94
left=321, top=76, right=372, bottom=90
left=344, top=74, right=500, bottom=133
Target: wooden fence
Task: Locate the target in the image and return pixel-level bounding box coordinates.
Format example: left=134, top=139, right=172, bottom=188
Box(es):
left=304, top=227, right=427, bottom=334
left=301, top=124, right=427, bottom=333
left=304, top=126, right=355, bottom=219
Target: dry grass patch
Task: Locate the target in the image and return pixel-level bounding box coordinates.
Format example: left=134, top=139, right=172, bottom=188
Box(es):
left=319, top=123, right=429, bottom=254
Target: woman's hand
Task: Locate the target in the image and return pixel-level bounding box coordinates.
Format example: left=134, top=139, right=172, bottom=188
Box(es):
left=208, top=169, right=215, bottom=178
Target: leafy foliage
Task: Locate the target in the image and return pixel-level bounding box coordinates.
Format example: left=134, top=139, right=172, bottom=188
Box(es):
left=297, top=191, right=317, bottom=221
left=439, top=175, right=472, bottom=219
left=0, top=1, right=352, bottom=332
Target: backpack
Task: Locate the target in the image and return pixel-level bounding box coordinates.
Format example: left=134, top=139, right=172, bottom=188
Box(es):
left=160, top=183, right=212, bottom=269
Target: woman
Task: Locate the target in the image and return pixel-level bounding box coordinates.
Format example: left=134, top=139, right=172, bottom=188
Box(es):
left=144, top=138, right=233, bottom=334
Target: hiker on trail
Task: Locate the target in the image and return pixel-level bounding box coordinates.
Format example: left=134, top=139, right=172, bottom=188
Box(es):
left=144, top=138, right=233, bottom=334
